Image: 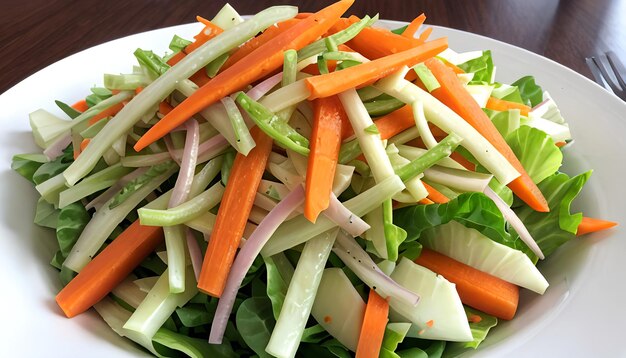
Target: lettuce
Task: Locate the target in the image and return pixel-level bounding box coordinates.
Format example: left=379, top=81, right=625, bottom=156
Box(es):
left=506, top=125, right=562, bottom=184
left=31, top=145, right=73, bottom=185
left=513, top=171, right=590, bottom=257
left=443, top=307, right=498, bottom=357
left=457, top=51, right=494, bottom=84
left=394, top=192, right=536, bottom=260
left=512, top=76, right=543, bottom=107
left=152, top=328, right=238, bottom=358
left=235, top=297, right=275, bottom=358
left=11, top=153, right=47, bottom=183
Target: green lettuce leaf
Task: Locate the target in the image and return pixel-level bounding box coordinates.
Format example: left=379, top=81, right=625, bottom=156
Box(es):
left=484, top=108, right=523, bottom=138
left=32, top=146, right=73, bottom=185
left=56, top=202, right=90, bottom=257
left=512, top=76, right=543, bottom=107
left=12, top=153, right=47, bottom=183
left=443, top=307, right=498, bottom=357
left=153, top=327, right=238, bottom=358
left=384, top=199, right=408, bottom=261
left=169, top=34, right=192, bottom=53
left=175, top=303, right=213, bottom=327
left=380, top=322, right=412, bottom=358
left=55, top=100, right=82, bottom=119
left=300, top=324, right=330, bottom=343
left=513, top=171, right=590, bottom=257
left=506, top=125, right=562, bottom=184
left=457, top=51, right=494, bottom=84
left=490, top=83, right=524, bottom=104
left=394, top=192, right=535, bottom=260
left=34, top=197, right=61, bottom=228
left=235, top=297, right=275, bottom=358
left=264, top=253, right=293, bottom=319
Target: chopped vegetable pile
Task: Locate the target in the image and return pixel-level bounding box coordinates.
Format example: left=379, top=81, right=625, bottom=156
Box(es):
left=12, top=1, right=617, bottom=357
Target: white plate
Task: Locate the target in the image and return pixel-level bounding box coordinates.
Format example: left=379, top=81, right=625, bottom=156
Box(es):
left=1, top=19, right=625, bottom=357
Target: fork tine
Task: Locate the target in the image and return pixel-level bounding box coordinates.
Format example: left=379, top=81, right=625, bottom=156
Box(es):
left=593, top=54, right=623, bottom=95
left=606, top=51, right=626, bottom=90
left=586, top=57, right=607, bottom=89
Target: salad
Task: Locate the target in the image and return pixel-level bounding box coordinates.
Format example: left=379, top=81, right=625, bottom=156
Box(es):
left=11, top=1, right=618, bottom=357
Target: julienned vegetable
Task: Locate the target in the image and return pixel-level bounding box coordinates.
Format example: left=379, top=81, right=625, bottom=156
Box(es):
left=12, top=1, right=617, bottom=358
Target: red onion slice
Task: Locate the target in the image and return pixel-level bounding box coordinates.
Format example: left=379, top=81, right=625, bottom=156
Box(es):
left=246, top=72, right=283, bottom=100
left=44, top=134, right=72, bottom=160
left=186, top=228, right=203, bottom=282
left=169, top=119, right=200, bottom=207
left=209, top=185, right=305, bottom=344
left=85, top=167, right=149, bottom=210
left=334, top=230, right=420, bottom=307
left=483, top=186, right=545, bottom=260
left=323, top=193, right=370, bottom=237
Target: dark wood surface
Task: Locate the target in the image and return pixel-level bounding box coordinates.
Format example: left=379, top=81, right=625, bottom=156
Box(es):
left=1, top=0, right=624, bottom=94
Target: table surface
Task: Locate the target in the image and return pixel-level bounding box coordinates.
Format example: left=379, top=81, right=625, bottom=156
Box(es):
left=1, top=0, right=625, bottom=94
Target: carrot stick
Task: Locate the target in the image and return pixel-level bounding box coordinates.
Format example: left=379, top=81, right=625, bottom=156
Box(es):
left=485, top=96, right=532, bottom=116
left=305, top=37, right=448, bottom=99
left=296, top=12, right=313, bottom=19
left=418, top=197, right=434, bottom=205
left=576, top=217, right=617, bottom=236
left=415, top=248, right=519, bottom=320
left=135, top=0, right=354, bottom=152
left=450, top=151, right=476, bottom=171
left=417, top=27, right=433, bottom=43
left=198, top=127, right=274, bottom=297
left=422, top=182, right=449, bottom=203
left=88, top=102, right=124, bottom=125
left=305, top=96, right=346, bottom=222
left=424, top=58, right=549, bottom=212
left=401, top=14, right=426, bottom=39
left=329, top=16, right=429, bottom=60
left=439, top=58, right=465, bottom=74
left=355, top=290, right=389, bottom=358
left=555, top=141, right=567, bottom=148
left=135, top=86, right=144, bottom=95
left=71, top=99, right=88, bottom=112
left=79, top=138, right=90, bottom=152
left=159, top=101, right=174, bottom=115
left=55, top=220, right=164, bottom=318
left=219, top=18, right=301, bottom=72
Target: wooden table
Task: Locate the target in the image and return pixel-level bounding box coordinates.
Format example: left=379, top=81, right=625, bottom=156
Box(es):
left=1, top=0, right=624, bottom=94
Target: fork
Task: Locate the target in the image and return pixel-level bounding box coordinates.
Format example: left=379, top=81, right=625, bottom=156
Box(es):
left=585, top=51, right=626, bottom=101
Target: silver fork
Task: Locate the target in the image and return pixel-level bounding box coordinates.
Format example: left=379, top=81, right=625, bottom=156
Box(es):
left=585, top=51, right=626, bottom=101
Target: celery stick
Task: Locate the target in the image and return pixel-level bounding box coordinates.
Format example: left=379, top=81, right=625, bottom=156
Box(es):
left=123, top=266, right=197, bottom=338
left=138, top=182, right=224, bottom=226
left=63, top=166, right=176, bottom=272
left=59, top=163, right=133, bottom=208
left=261, top=175, right=405, bottom=257
left=63, top=6, right=297, bottom=185
left=266, top=229, right=338, bottom=358
left=375, top=70, right=520, bottom=185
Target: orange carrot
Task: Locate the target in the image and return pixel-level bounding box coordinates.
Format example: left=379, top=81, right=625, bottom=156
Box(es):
left=79, top=138, right=90, bottom=152
left=305, top=96, right=346, bottom=222
left=555, top=141, right=567, bottom=148
left=71, top=99, right=88, bottom=112
left=485, top=96, right=532, bottom=116
left=342, top=104, right=446, bottom=140
left=329, top=16, right=429, bottom=60
left=219, top=18, right=301, bottom=72
left=135, top=0, right=354, bottom=152
left=159, top=101, right=174, bottom=115
left=577, top=217, right=617, bottom=236
left=55, top=220, right=164, bottom=318
left=415, top=248, right=519, bottom=320
left=422, top=182, right=449, bottom=204
left=418, top=197, right=434, bottom=205
left=450, top=151, right=476, bottom=171
left=135, top=87, right=144, bottom=94
left=417, top=27, right=433, bottom=43
left=439, top=58, right=465, bottom=74
left=198, top=127, right=274, bottom=297
left=401, top=14, right=426, bottom=39
left=88, top=102, right=124, bottom=125
left=355, top=290, right=389, bottom=358
left=424, top=58, right=549, bottom=212
left=304, top=37, right=448, bottom=99
left=295, top=12, right=313, bottom=19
